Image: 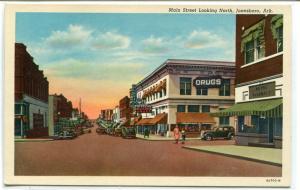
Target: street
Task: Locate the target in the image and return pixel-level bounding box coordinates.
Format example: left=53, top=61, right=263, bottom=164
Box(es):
left=15, top=125, right=281, bottom=176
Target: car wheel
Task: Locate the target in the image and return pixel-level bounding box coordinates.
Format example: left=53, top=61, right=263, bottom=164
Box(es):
left=229, top=134, right=234, bottom=140
left=205, top=135, right=213, bottom=141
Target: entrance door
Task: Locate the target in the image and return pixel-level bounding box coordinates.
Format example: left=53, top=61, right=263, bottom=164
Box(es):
left=15, top=118, right=22, bottom=136
left=268, top=118, right=274, bottom=143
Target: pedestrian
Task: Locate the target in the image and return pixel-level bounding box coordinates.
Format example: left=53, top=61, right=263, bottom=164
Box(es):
left=181, top=127, right=186, bottom=144
left=173, top=125, right=180, bottom=144
left=144, top=127, right=150, bottom=138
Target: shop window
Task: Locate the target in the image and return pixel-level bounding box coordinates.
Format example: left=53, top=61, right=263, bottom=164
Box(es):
left=219, top=108, right=229, bottom=125
left=15, top=104, right=22, bottom=114
left=241, top=19, right=265, bottom=65
left=188, top=105, right=199, bottom=112
left=196, top=87, right=208, bottom=96
left=177, top=105, right=186, bottom=112
left=219, top=79, right=230, bottom=96
left=180, top=77, right=191, bottom=95
left=201, top=105, right=210, bottom=113
left=274, top=117, right=282, bottom=137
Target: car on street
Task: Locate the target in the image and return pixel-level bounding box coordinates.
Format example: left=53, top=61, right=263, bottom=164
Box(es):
left=121, top=127, right=136, bottom=138
left=201, top=126, right=235, bottom=141
left=96, top=126, right=106, bottom=134
left=53, top=130, right=77, bottom=140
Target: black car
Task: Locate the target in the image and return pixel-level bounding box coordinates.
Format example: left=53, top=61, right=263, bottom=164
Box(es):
left=121, top=127, right=136, bottom=138
left=202, top=126, right=235, bottom=141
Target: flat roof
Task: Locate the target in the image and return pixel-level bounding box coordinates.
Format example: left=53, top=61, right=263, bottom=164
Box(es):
left=136, top=59, right=235, bottom=87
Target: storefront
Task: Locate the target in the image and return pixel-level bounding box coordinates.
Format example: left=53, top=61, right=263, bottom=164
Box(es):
left=136, top=113, right=168, bottom=136
left=213, top=98, right=282, bottom=148
left=134, top=59, right=236, bottom=138
left=176, top=112, right=216, bottom=137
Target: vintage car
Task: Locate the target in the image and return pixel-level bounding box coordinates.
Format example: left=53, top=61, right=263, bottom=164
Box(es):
left=201, top=126, right=235, bottom=141
left=121, top=127, right=136, bottom=138
left=114, top=125, right=123, bottom=136
left=96, top=126, right=106, bottom=134
left=53, top=130, right=77, bottom=140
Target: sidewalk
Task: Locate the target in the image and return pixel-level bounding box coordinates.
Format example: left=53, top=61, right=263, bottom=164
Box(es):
left=136, top=134, right=201, bottom=141
left=183, top=145, right=282, bottom=166
left=15, top=138, right=54, bottom=142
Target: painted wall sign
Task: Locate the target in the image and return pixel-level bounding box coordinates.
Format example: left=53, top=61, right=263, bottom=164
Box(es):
left=249, top=82, right=275, bottom=99
left=135, top=105, right=152, bottom=113
left=193, top=77, right=223, bottom=88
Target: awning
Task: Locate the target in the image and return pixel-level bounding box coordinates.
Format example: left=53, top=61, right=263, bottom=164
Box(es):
left=211, top=98, right=282, bottom=117
left=176, top=113, right=215, bottom=124
left=136, top=118, right=154, bottom=126
left=151, top=113, right=167, bottom=125
left=130, top=116, right=142, bottom=126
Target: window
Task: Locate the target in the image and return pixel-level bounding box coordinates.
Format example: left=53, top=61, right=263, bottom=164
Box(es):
left=274, top=117, right=282, bottom=137
left=277, top=25, right=283, bottom=52
left=196, top=87, right=208, bottom=96
left=219, top=79, right=230, bottom=96
left=15, top=104, right=22, bottom=114
left=177, top=105, right=186, bottom=112
left=245, top=38, right=265, bottom=64
left=188, top=105, right=199, bottom=112
left=219, top=108, right=229, bottom=125
left=201, top=105, right=210, bottom=113
left=180, top=77, right=191, bottom=95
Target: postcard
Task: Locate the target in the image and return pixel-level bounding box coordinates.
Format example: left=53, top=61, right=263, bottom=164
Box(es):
left=4, top=3, right=291, bottom=187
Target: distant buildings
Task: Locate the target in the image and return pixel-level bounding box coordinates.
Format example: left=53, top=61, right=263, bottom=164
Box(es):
left=100, top=109, right=114, bottom=122
left=15, top=43, right=49, bottom=138
left=48, top=94, right=74, bottom=136
left=119, top=96, right=131, bottom=126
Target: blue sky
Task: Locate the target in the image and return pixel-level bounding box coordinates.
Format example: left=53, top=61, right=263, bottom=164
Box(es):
left=16, top=13, right=235, bottom=118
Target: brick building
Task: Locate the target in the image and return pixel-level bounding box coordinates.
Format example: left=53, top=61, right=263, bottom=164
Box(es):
left=214, top=15, right=283, bottom=148
left=15, top=43, right=49, bottom=138
left=119, top=96, right=131, bottom=125
left=48, top=94, right=74, bottom=135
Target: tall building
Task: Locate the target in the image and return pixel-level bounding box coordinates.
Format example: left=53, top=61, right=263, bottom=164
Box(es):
left=119, top=96, right=131, bottom=126
left=15, top=43, right=49, bottom=138
left=214, top=15, right=283, bottom=148
left=134, top=59, right=236, bottom=137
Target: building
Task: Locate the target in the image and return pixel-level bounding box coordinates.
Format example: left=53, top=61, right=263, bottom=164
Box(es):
left=100, top=109, right=114, bottom=122
left=112, top=106, right=120, bottom=123
left=119, top=96, right=131, bottom=126
left=15, top=43, right=49, bottom=138
left=214, top=15, right=283, bottom=148
left=134, top=59, right=236, bottom=137
left=48, top=94, right=74, bottom=136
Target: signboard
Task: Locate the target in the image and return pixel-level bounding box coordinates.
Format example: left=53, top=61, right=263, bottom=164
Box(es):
left=249, top=82, right=275, bottom=99
left=193, top=76, right=223, bottom=88
left=135, top=105, right=152, bottom=113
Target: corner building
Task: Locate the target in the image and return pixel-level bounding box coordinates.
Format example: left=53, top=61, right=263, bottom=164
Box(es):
left=135, top=59, right=236, bottom=137
left=215, top=15, right=283, bottom=148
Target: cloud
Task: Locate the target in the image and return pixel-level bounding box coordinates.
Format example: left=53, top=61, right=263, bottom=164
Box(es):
left=142, top=36, right=169, bottom=53
left=184, top=30, right=228, bottom=49
left=92, top=32, right=130, bottom=50
left=45, top=24, right=92, bottom=49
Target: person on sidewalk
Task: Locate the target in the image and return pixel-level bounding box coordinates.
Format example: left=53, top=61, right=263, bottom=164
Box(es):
left=173, top=126, right=180, bottom=144
left=181, top=127, right=186, bottom=144
left=144, top=127, right=150, bottom=138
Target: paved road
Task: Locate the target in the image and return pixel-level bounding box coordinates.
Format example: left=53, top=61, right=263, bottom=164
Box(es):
left=15, top=125, right=281, bottom=176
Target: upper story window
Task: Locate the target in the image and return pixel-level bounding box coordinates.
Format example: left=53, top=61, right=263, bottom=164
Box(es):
left=188, top=105, right=199, bottom=112
left=196, top=87, right=208, bottom=96
left=271, top=15, right=283, bottom=53
left=177, top=105, right=186, bottom=112
left=180, top=77, right=191, bottom=95
left=201, top=105, right=210, bottom=113
left=241, top=19, right=265, bottom=65
left=219, top=79, right=231, bottom=96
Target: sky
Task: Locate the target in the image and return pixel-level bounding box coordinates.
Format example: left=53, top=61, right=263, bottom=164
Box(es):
left=16, top=13, right=235, bottom=119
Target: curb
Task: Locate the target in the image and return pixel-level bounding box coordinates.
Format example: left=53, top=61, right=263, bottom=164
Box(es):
left=136, top=136, right=201, bottom=141
left=15, top=139, right=54, bottom=142
left=182, top=146, right=282, bottom=167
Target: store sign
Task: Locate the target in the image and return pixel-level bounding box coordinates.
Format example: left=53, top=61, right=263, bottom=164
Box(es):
left=249, top=82, right=275, bottom=99
left=193, top=77, right=223, bottom=88
left=135, top=105, right=152, bottom=113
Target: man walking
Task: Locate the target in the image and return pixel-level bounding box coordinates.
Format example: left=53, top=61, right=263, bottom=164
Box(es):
left=173, top=126, right=180, bottom=144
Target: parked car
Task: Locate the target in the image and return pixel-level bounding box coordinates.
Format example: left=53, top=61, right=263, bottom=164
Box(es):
left=53, top=130, right=76, bottom=140
left=96, top=126, right=106, bottom=134
left=121, top=127, right=136, bottom=138
left=202, top=126, right=235, bottom=141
